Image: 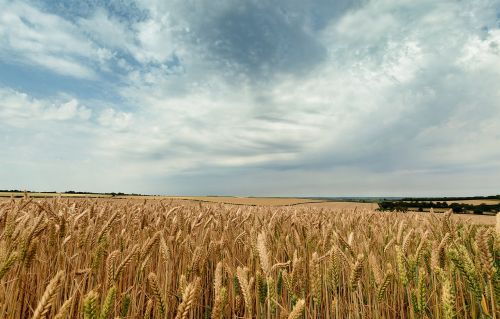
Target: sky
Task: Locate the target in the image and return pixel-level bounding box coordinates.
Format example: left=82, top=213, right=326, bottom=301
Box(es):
left=0, top=0, right=499, bottom=197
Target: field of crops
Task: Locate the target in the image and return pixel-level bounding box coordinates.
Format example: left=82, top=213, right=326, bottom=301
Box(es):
left=0, top=197, right=498, bottom=318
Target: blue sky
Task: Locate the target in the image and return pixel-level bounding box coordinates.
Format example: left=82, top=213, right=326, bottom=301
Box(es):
left=0, top=0, right=499, bottom=196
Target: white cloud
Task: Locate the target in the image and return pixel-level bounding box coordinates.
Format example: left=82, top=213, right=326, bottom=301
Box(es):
left=0, top=87, right=92, bottom=126
left=97, top=108, right=133, bottom=131
left=457, top=29, right=500, bottom=72
left=132, top=16, right=176, bottom=63
left=0, top=1, right=100, bottom=78
left=77, top=3, right=180, bottom=65
left=42, top=99, right=92, bottom=121
left=78, top=9, right=133, bottom=50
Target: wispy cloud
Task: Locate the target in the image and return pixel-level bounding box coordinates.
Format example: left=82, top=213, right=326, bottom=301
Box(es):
left=0, top=1, right=103, bottom=78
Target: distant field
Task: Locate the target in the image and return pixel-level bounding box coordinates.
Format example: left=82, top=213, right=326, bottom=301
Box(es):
left=1, top=194, right=494, bottom=225
left=450, top=213, right=496, bottom=224
left=152, top=196, right=326, bottom=206
left=294, top=201, right=378, bottom=210
left=0, top=192, right=112, bottom=198
left=161, top=197, right=494, bottom=225
left=0, top=194, right=346, bottom=207
left=0, top=193, right=324, bottom=205
left=120, top=196, right=384, bottom=207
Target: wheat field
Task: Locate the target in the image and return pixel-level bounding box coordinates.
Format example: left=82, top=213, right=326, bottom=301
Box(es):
left=0, top=197, right=498, bottom=318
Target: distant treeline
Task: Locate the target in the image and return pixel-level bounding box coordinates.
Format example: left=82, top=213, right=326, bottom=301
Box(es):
left=400, top=195, right=500, bottom=201
left=378, top=200, right=500, bottom=214
left=64, top=190, right=144, bottom=196
left=0, top=190, right=143, bottom=197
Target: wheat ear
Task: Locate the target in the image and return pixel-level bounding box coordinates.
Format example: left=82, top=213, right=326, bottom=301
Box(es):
left=32, top=270, right=65, bottom=319
left=83, top=290, right=99, bottom=319
left=53, top=295, right=73, bottom=319
left=99, top=285, right=117, bottom=319
left=148, top=272, right=167, bottom=317
left=175, top=277, right=201, bottom=319
left=287, top=299, right=305, bottom=319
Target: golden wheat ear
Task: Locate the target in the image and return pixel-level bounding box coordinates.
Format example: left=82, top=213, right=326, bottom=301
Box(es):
left=53, top=295, right=74, bottom=319
left=287, top=299, right=305, bottom=319
left=32, top=270, right=65, bottom=319
left=175, top=277, right=201, bottom=319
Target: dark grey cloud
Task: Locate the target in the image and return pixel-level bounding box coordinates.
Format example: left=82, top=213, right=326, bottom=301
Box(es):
left=175, top=1, right=362, bottom=79
left=200, top=3, right=326, bottom=77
